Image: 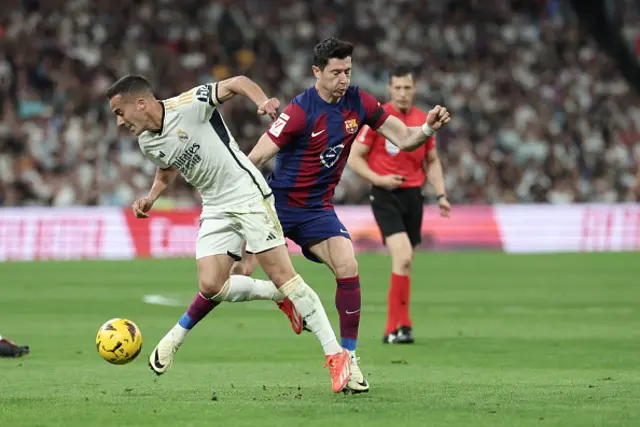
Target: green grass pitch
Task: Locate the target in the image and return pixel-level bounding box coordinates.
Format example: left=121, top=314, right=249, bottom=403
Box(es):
left=1, top=252, right=639, bottom=427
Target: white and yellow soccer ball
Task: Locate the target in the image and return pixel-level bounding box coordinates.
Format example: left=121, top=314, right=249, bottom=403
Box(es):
left=95, top=318, right=143, bottom=365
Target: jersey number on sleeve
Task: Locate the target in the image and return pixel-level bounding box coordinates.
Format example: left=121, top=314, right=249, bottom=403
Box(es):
left=268, top=112, right=290, bottom=138
left=195, top=85, right=212, bottom=104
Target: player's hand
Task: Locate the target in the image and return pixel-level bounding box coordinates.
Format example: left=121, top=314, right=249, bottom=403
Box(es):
left=257, top=98, right=280, bottom=120
left=375, top=174, right=405, bottom=191
left=132, top=198, right=154, bottom=218
left=437, top=196, right=451, bottom=218
left=426, top=105, right=451, bottom=131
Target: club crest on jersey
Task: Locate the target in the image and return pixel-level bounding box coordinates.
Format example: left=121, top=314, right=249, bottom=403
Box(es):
left=344, top=118, right=359, bottom=134
left=385, top=139, right=401, bottom=156
left=320, top=144, right=344, bottom=169
left=178, top=129, right=189, bottom=143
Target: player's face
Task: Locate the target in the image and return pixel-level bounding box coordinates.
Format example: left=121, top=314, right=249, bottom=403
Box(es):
left=388, top=75, right=416, bottom=112
left=314, top=57, right=352, bottom=99
left=109, top=94, right=149, bottom=136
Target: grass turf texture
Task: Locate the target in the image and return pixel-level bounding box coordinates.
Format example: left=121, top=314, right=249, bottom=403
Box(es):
left=0, top=252, right=638, bottom=427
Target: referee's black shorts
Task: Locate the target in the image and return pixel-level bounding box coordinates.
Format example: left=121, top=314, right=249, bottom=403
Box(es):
left=370, top=186, right=424, bottom=247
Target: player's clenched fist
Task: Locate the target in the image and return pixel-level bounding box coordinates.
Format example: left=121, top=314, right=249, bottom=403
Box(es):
left=426, top=105, right=451, bottom=131
left=258, top=98, right=280, bottom=120
left=132, top=198, right=154, bottom=218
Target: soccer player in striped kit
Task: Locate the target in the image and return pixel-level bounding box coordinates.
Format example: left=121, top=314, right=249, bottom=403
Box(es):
left=232, top=38, right=451, bottom=393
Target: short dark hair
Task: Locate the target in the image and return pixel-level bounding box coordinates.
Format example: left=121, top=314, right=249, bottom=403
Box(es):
left=388, top=64, right=415, bottom=83
left=313, top=37, right=354, bottom=70
left=106, top=75, right=154, bottom=99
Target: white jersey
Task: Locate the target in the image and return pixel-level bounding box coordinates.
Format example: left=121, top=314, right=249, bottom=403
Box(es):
left=137, top=84, right=272, bottom=216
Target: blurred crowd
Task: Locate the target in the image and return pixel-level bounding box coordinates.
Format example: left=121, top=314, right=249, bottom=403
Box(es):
left=1, top=0, right=640, bottom=208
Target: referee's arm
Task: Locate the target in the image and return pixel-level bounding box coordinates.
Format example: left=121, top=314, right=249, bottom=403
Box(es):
left=423, top=147, right=446, bottom=197
left=349, top=138, right=405, bottom=191
left=348, top=141, right=383, bottom=186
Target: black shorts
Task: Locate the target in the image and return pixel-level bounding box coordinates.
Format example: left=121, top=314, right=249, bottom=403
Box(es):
left=370, top=186, right=424, bottom=247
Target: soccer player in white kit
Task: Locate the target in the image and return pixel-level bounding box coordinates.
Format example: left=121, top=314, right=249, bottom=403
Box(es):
left=106, top=75, right=351, bottom=393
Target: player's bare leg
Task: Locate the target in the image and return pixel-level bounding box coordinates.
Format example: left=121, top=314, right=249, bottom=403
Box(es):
left=254, top=244, right=350, bottom=393
left=149, top=254, right=234, bottom=375
left=309, top=237, right=369, bottom=393
left=150, top=253, right=294, bottom=375
left=231, top=252, right=303, bottom=335
left=383, top=232, right=415, bottom=344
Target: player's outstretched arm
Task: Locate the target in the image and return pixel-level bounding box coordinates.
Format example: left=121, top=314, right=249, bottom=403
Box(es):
left=248, top=133, right=281, bottom=168
left=215, top=76, right=280, bottom=119
left=249, top=102, right=305, bottom=167
left=377, top=106, right=451, bottom=152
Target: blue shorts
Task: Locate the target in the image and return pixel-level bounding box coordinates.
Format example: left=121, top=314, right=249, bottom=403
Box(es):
left=276, top=205, right=351, bottom=263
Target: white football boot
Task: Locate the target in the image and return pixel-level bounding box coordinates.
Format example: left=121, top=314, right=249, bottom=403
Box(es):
left=346, top=352, right=370, bottom=393
left=148, top=329, right=182, bottom=375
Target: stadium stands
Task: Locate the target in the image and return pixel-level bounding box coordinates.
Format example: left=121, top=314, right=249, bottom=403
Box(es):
left=1, top=0, right=639, bottom=207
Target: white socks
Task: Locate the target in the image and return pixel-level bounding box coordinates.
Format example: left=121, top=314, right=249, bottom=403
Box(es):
left=213, top=275, right=284, bottom=303
left=169, top=277, right=283, bottom=345
left=279, top=275, right=343, bottom=356
left=171, top=324, right=189, bottom=343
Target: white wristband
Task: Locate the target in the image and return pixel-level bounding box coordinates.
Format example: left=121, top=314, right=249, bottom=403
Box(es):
left=422, top=123, right=436, bottom=137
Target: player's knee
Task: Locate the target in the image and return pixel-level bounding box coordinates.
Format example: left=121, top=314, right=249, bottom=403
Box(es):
left=392, top=249, right=413, bottom=275
left=257, top=246, right=296, bottom=287
left=197, top=275, right=227, bottom=298
left=333, top=256, right=358, bottom=279
left=394, top=256, right=413, bottom=275
left=264, top=261, right=296, bottom=287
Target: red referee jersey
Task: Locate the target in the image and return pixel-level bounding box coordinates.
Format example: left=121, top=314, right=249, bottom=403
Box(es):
left=355, top=103, right=435, bottom=189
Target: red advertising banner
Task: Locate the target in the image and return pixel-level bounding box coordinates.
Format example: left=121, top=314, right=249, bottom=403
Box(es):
left=1, top=204, right=637, bottom=262
left=0, top=208, right=134, bottom=261
left=123, top=210, right=201, bottom=258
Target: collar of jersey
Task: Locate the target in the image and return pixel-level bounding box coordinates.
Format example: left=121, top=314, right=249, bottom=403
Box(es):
left=312, top=86, right=344, bottom=107
left=388, top=102, right=415, bottom=117
left=150, top=101, right=166, bottom=135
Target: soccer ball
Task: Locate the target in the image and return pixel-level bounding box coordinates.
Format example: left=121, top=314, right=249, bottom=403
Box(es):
left=95, top=318, right=143, bottom=365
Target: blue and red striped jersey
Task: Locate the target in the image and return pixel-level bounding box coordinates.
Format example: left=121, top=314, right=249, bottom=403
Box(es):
left=265, top=85, right=389, bottom=209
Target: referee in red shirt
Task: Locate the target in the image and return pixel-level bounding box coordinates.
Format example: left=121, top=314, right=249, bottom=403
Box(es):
left=348, top=65, right=450, bottom=344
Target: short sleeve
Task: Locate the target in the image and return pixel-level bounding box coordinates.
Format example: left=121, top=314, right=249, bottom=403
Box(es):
left=359, top=89, right=389, bottom=130
left=192, top=83, right=223, bottom=122
left=266, top=103, right=306, bottom=148
left=149, top=156, right=171, bottom=170
left=355, top=124, right=379, bottom=147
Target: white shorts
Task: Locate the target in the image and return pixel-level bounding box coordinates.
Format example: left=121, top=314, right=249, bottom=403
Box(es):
left=195, top=196, right=286, bottom=260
